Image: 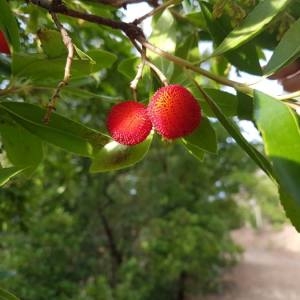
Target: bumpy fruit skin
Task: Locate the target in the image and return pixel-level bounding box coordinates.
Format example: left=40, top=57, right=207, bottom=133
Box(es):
left=147, top=84, right=201, bottom=139
left=107, top=101, right=152, bottom=146
left=0, top=31, right=10, bottom=54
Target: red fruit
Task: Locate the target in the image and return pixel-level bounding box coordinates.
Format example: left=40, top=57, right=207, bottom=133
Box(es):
left=147, top=84, right=201, bottom=139
left=0, top=31, right=10, bottom=54
left=107, top=101, right=152, bottom=146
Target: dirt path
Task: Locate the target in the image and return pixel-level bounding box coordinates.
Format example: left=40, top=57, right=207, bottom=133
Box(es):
left=200, top=225, right=300, bottom=300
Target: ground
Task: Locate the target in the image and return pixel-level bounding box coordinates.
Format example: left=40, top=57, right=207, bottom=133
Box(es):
left=199, top=225, right=300, bottom=300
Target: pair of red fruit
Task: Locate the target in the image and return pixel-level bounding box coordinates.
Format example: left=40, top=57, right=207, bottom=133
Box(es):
left=107, top=84, right=202, bottom=145
left=0, top=31, right=200, bottom=143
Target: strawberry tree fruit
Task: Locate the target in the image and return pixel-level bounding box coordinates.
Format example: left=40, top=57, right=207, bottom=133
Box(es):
left=0, top=31, right=10, bottom=54
left=106, top=101, right=152, bottom=146
left=147, top=84, right=201, bottom=139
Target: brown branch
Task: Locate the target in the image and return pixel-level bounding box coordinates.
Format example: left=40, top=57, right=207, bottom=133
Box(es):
left=28, top=0, right=145, bottom=42
left=177, top=271, right=187, bottom=300
left=100, top=212, right=123, bottom=287
left=43, top=13, right=74, bottom=123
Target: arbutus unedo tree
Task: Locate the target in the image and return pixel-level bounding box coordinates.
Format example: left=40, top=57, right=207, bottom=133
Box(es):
left=0, top=0, right=299, bottom=298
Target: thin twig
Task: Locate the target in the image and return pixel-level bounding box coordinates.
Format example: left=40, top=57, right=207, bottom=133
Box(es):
left=43, top=13, right=74, bottom=123
left=130, top=49, right=146, bottom=100
left=133, top=0, right=181, bottom=25
left=146, top=60, right=169, bottom=86
left=142, top=40, right=251, bottom=93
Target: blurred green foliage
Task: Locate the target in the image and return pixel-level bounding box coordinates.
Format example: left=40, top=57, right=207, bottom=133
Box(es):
left=0, top=129, right=285, bottom=299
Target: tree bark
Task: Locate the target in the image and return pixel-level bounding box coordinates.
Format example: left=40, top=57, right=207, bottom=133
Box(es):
left=177, top=271, right=187, bottom=300
left=100, top=213, right=123, bottom=286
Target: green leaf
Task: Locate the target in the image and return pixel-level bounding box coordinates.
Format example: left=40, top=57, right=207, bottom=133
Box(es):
left=184, top=12, right=206, bottom=28
left=264, top=17, right=300, bottom=75
left=0, top=0, right=20, bottom=52
left=37, top=29, right=67, bottom=58
left=237, top=91, right=253, bottom=121
left=87, top=49, right=117, bottom=69
left=192, top=80, right=274, bottom=178
left=172, top=33, right=200, bottom=81
left=61, top=87, right=119, bottom=102
left=0, top=102, right=109, bottom=157
left=201, top=89, right=238, bottom=118
left=12, top=53, right=93, bottom=83
left=212, top=0, right=291, bottom=57
left=254, top=90, right=300, bottom=230
left=175, top=33, right=199, bottom=61
left=200, top=1, right=261, bottom=75
left=90, top=135, right=153, bottom=172
left=0, top=113, right=43, bottom=168
left=149, top=9, right=176, bottom=79
left=182, top=117, right=217, bottom=154
left=0, top=167, right=24, bottom=187
left=188, top=86, right=239, bottom=117
left=118, top=57, right=139, bottom=79
left=279, top=188, right=300, bottom=232
left=150, top=9, right=176, bottom=54
left=12, top=50, right=116, bottom=84
left=181, top=141, right=205, bottom=162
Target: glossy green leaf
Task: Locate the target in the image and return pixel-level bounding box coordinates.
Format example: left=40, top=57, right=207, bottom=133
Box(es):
left=61, top=87, right=119, bottom=102
left=254, top=90, right=300, bottom=230
left=0, top=0, right=20, bottom=52
left=201, top=89, right=238, bottom=118
left=87, top=49, right=117, bottom=69
left=150, top=9, right=176, bottom=54
left=189, top=86, right=238, bottom=117
left=0, top=113, right=43, bottom=168
left=0, top=167, right=24, bottom=187
left=264, top=18, right=300, bottom=75
left=172, top=33, right=200, bottom=81
left=237, top=92, right=253, bottom=120
left=12, top=50, right=116, bottom=84
left=181, top=141, right=205, bottom=162
left=279, top=188, right=300, bottom=232
left=212, top=0, right=291, bottom=57
left=90, top=135, right=153, bottom=172
left=184, top=12, right=206, bottom=28
left=118, top=57, right=139, bottom=79
left=182, top=117, right=217, bottom=154
left=193, top=81, right=274, bottom=178
left=0, top=102, right=109, bottom=157
left=200, top=1, right=261, bottom=75
left=149, top=9, right=176, bottom=79
left=37, top=29, right=67, bottom=58
left=175, top=33, right=199, bottom=61
left=12, top=53, right=94, bottom=83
